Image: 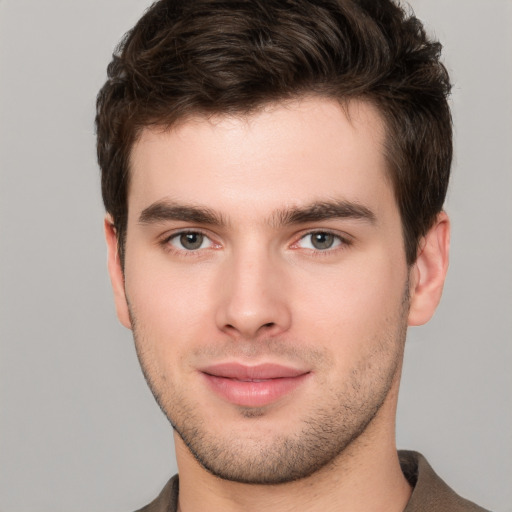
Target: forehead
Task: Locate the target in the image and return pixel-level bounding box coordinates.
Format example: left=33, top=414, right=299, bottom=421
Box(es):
left=128, top=97, right=394, bottom=221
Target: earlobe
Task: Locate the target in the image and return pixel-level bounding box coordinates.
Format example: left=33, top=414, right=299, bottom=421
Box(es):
left=104, top=216, right=132, bottom=329
left=408, top=212, right=450, bottom=326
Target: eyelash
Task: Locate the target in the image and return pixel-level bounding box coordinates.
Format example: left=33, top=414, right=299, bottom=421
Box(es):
left=160, top=230, right=218, bottom=255
left=292, top=230, right=352, bottom=255
left=159, top=229, right=352, bottom=256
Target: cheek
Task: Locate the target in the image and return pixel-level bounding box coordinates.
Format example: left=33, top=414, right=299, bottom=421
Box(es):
left=124, top=256, right=217, bottom=366
left=293, top=251, right=408, bottom=356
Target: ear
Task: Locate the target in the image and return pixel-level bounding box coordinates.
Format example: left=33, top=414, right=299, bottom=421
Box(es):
left=408, top=211, right=450, bottom=326
left=104, top=216, right=132, bottom=329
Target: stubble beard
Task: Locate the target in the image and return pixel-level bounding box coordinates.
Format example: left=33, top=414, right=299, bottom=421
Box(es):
left=129, top=286, right=410, bottom=485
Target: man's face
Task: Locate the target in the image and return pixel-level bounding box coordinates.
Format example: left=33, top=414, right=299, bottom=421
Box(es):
left=113, top=97, right=413, bottom=483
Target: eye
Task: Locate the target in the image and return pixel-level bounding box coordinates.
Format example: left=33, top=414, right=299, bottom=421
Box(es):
left=297, top=232, right=343, bottom=251
left=168, top=231, right=213, bottom=251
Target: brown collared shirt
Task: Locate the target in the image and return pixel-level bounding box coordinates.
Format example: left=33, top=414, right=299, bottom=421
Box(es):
left=135, top=451, right=490, bottom=512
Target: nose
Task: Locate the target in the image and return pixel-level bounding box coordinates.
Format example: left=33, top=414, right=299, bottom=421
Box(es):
left=215, top=247, right=292, bottom=339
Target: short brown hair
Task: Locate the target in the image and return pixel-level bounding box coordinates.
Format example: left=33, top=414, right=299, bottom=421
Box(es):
left=96, top=0, right=452, bottom=265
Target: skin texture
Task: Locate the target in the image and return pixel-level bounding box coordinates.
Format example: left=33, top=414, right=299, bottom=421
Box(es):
left=105, top=97, right=450, bottom=512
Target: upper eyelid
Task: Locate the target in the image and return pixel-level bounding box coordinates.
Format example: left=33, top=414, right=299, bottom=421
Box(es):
left=161, top=228, right=214, bottom=242
left=294, top=228, right=352, bottom=243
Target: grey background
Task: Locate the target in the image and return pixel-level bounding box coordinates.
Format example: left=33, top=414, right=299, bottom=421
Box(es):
left=0, top=0, right=510, bottom=510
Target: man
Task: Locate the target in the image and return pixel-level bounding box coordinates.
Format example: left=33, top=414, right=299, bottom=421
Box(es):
left=95, top=1, right=489, bottom=511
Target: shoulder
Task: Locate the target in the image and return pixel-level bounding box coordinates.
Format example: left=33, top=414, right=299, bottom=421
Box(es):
left=400, top=450, right=491, bottom=512
left=134, top=475, right=179, bottom=512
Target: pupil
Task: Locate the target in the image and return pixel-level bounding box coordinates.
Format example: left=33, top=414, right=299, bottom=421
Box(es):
left=180, top=233, right=203, bottom=250
left=312, top=233, right=334, bottom=250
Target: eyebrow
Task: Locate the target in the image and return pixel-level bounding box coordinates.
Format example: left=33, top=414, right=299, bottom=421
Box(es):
left=138, top=199, right=376, bottom=227
left=272, top=200, right=376, bottom=226
left=139, top=200, right=226, bottom=225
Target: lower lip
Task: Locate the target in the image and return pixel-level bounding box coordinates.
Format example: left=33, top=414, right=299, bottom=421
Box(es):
left=202, top=373, right=310, bottom=408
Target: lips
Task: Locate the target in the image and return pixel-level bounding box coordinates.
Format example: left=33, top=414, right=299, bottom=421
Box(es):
left=200, top=363, right=310, bottom=408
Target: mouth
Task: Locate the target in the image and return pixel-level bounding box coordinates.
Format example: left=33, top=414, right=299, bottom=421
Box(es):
left=199, top=362, right=311, bottom=408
